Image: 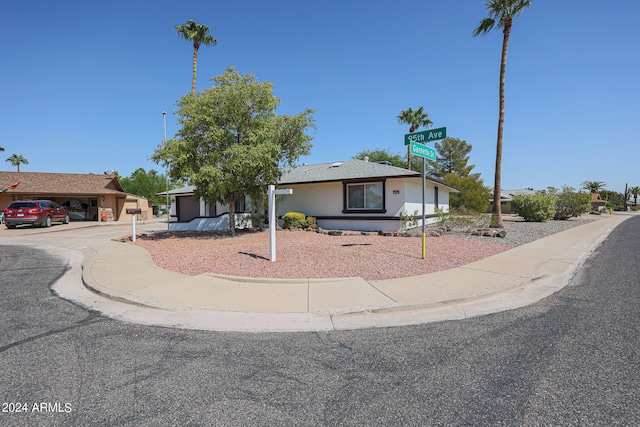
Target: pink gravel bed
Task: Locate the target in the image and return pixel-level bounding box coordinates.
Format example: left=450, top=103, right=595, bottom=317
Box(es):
left=132, top=230, right=510, bottom=281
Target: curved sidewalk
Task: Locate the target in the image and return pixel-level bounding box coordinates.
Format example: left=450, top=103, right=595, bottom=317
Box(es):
left=65, top=213, right=631, bottom=332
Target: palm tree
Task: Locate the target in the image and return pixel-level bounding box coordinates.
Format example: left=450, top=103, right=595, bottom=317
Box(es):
left=6, top=154, right=28, bottom=172
left=397, top=106, right=433, bottom=170
left=175, top=20, right=217, bottom=95
left=628, top=186, right=640, bottom=206
left=474, top=0, right=532, bottom=228
left=0, top=146, right=4, bottom=152
left=581, top=180, right=607, bottom=193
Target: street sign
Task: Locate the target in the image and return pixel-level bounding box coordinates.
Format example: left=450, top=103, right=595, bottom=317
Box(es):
left=410, top=141, right=437, bottom=161
left=404, top=127, right=447, bottom=145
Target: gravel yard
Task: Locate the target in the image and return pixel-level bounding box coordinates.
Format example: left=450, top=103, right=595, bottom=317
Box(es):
left=131, top=215, right=601, bottom=282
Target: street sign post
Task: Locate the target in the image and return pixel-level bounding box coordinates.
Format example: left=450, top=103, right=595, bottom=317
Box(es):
left=403, top=126, right=447, bottom=259
left=410, top=141, right=437, bottom=161
left=404, top=127, right=447, bottom=145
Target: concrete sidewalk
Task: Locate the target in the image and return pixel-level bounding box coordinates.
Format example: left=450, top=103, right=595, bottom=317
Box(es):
left=0, top=214, right=632, bottom=332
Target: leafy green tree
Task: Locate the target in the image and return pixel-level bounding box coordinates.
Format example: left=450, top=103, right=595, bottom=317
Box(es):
left=119, top=168, right=174, bottom=204
left=599, top=189, right=627, bottom=211
left=175, top=20, right=217, bottom=96
left=512, top=191, right=556, bottom=222
left=151, top=67, right=315, bottom=236
left=474, top=0, right=532, bottom=229
left=428, top=137, right=476, bottom=179
left=629, top=186, right=640, bottom=206
left=581, top=180, right=607, bottom=193
left=550, top=186, right=591, bottom=220
left=353, top=148, right=405, bottom=168
left=6, top=154, right=28, bottom=172
left=397, top=106, right=433, bottom=170
left=443, top=173, right=491, bottom=213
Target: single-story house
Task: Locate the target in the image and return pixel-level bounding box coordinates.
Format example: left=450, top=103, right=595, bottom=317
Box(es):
left=277, top=160, right=459, bottom=232
left=0, top=171, right=151, bottom=222
left=590, top=192, right=607, bottom=212
left=162, top=159, right=459, bottom=232
left=488, top=189, right=537, bottom=214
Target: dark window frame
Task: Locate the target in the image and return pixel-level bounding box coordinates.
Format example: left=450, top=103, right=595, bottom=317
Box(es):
left=342, top=179, right=386, bottom=214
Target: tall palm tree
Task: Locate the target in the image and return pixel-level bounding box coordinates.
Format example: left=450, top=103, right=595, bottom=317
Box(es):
left=581, top=180, right=607, bottom=193
left=474, top=0, right=532, bottom=228
left=0, top=146, right=4, bottom=152
left=175, top=20, right=217, bottom=95
left=397, top=106, right=433, bottom=170
left=629, top=186, right=640, bottom=206
left=6, top=154, right=28, bottom=172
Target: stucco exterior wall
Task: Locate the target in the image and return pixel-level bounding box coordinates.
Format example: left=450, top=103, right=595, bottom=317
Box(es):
left=277, top=177, right=450, bottom=232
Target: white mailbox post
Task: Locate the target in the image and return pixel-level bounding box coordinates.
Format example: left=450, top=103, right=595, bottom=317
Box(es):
left=126, top=208, right=142, bottom=242
left=267, top=184, right=293, bottom=262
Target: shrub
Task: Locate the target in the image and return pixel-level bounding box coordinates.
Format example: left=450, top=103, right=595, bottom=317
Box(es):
left=553, top=186, right=591, bottom=220
left=512, top=192, right=556, bottom=222
left=306, top=216, right=317, bottom=229
left=282, top=212, right=307, bottom=229
left=398, top=210, right=418, bottom=232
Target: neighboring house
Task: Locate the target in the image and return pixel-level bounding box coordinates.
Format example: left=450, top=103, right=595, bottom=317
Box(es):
left=277, top=160, right=458, bottom=232
left=590, top=192, right=607, bottom=212
left=0, top=171, right=151, bottom=222
left=162, top=159, right=459, bottom=232
left=488, top=189, right=537, bottom=214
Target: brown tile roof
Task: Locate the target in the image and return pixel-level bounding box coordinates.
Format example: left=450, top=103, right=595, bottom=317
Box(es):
left=0, top=171, right=126, bottom=196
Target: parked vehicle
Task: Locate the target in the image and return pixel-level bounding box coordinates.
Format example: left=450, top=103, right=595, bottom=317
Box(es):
left=3, top=200, right=70, bottom=229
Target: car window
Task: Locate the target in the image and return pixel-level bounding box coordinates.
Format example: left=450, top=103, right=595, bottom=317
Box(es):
left=52, top=202, right=61, bottom=209
left=8, top=202, right=37, bottom=209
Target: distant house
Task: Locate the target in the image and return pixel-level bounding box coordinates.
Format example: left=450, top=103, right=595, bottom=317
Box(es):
left=162, top=159, right=459, bottom=232
left=0, top=171, right=151, bottom=222
left=590, top=192, right=607, bottom=212
left=488, top=189, right=537, bottom=214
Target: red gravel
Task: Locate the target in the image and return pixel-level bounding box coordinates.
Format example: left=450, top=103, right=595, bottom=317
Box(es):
left=132, top=229, right=510, bottom=281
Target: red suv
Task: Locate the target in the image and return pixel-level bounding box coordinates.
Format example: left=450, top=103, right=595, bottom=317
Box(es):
left=4, top=200, right=70, bottom=229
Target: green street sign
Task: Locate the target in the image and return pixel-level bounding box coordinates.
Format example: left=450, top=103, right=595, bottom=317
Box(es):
left=404, top=127, right=447, bottom=145
left=410, top=141, right=436, bottom=161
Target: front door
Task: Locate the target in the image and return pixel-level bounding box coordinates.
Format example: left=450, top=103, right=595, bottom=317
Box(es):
left=89, top=199, right=98, bottom=221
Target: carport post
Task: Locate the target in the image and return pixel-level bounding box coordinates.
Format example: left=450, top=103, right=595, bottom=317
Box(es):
left=267, top=184, right=293, bottom=262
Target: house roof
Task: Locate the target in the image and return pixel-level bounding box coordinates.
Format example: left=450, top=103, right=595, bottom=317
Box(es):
left=158, top=160, right=461, bottom=196
left=279, top=159, right=459, bottom=192
left=0, top=171, right=126, bottom=196
left=591, top=192, right=607, bottom=204
left=158, top=185, right=196, bottom=196
left=499, top=189, right=537, bottom=201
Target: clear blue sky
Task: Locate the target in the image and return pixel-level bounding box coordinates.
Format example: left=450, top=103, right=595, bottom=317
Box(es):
left=2, top=1, right=638, bottom=193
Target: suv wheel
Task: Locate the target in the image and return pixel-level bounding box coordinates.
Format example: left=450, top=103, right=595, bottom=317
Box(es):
left=44, top=216, right=52, bottom=227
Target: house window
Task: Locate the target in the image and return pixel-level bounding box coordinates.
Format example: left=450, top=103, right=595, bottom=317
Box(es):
left=434, top=186, right=439, bottom=210
left=344, top=181, right=385, bottom=212
left=235, top=196, right=246, bottom=213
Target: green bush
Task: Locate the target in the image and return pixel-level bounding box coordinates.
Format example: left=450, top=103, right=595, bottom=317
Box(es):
left=306, top=216, right=317, bottom=229
left=512, top=192, right=556, bottom=222
left=553, top=186, right=591, bottom=220
left=282, top=212, right=308, bottom=229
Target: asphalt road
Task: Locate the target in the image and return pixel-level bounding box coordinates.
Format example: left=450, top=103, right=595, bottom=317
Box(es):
left=0, top=216, right=639, bottom=426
